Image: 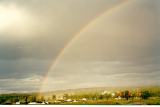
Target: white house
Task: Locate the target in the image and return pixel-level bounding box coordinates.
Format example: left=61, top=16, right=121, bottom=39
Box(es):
left=111, top=93, right=115, bottom=97
left=101, top=90, right=111, bottom=95
left=16, top=102, right=20, bottom=104
left=66, top=99, right=72, bottom=102
left=28, top=102, right=37, bottom=104
left=81, top=98, right=87, bottom=101
left=73, top=100, right=78, bottom=102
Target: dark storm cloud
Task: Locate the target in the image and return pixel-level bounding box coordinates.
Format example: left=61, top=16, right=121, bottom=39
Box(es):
left=0, top=0, right=121, bottom=60
left=0, top=59, right=51, bottom=79
left=0, top=0, right=124, bottom=92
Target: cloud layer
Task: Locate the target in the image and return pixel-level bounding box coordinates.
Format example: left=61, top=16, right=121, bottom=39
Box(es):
left=43, top=0, right=160, bottom=91
left=0, top=0, right=160, bottom=93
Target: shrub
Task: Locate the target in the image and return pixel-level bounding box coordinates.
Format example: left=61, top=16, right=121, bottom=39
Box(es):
left=141, top=90, right=151, bottom=99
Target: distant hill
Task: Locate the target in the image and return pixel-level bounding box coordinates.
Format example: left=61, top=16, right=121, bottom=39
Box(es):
left=42, top=86, right=160, bottom=98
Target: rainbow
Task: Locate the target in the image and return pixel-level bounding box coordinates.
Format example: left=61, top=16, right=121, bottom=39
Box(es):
left=39, top=0, right=129, bottom=93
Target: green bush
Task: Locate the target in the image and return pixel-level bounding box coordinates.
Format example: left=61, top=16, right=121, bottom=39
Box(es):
left=141, top=90, right=151, bottom=99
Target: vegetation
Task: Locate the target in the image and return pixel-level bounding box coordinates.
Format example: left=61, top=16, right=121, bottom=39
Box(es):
left=141, top=90, right=151, bottom=99
left=0, top=86, right=159, bottom=105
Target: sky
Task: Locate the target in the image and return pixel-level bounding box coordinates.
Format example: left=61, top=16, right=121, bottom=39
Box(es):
left=0, top=0, right=160, bottom=93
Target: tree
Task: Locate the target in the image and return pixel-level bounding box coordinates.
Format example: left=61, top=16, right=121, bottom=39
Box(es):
left=141, top=90, right=151, bottom=99
left=27, top=96, right=32, bottom=102
left=98, top=95, right=103, bottom=100
left=41, top=96, right=45, bottom=101
left=103, top=93, right=111, bottom=100
left=63, top=94, right=69, bottom=100
left=26, top=95, right=36, bottom=102
left=131, top=92, right=136, bottom=100
left=15, top=96, right=19, bottom=102
left=52, top=94, right=56, bottom=100
left=25, top=96, right=28, bottom=104
left=36, top=96, right=44, bottom=103
left=32, top=96, right=36, bottom=102
left=121, top=91, right=125, bottom=98
left=124, top=90, right=130, bottom=100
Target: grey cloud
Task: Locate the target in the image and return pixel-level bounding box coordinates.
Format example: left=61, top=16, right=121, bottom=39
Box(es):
left=0, top=0, right=122, bottom=60
left=42, top=0, right=160, bottom=91
left=0, top=74, right=44, bottom=93
left=0, top=0, right=126, bottom=92
left=0, top=59, right=51, bottom=79
left=0, top=0, right=160, bottom=92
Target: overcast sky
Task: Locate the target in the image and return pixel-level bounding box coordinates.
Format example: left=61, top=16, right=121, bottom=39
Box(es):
left=0, top=0, right=160, bottom=93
